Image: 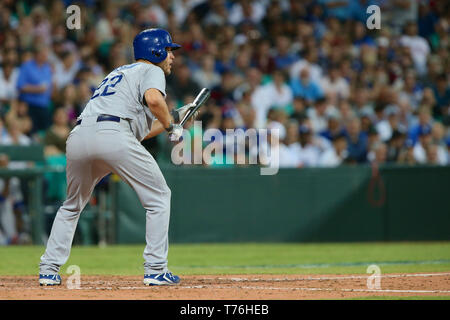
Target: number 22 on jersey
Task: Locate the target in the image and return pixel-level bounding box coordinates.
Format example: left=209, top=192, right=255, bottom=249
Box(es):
left=90, top=74, right=123, bottom=100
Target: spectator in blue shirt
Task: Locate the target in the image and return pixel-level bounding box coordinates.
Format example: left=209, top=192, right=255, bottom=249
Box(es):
left=16, top=44, right=53, bottom=134
left=290, top=68, right=324, bottom=103
left=273, top=35, right=299, bottom=70
left=352, top=21, right=376, bottom=47
left=346, top=116, right=368, bottom=163
left=408, top=107, right=433, bottom=145
left=320, top=109, right=347, bottom=141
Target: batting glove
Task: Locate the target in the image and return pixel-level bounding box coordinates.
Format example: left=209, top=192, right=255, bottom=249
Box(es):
left=167, top=123, right=184, bottom=142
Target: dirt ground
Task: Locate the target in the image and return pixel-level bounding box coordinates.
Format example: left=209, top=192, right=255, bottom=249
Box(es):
left=1, top=273, right=449, bottom=299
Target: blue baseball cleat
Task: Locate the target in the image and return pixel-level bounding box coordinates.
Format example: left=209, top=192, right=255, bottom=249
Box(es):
left=39, top=274, right=62, bottom=286
left=143, top=271, right=180, bottom=286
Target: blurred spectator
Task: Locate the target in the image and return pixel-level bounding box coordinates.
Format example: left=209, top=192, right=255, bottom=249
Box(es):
left=413, top=124, right=433, bottom=164
left=228, top=0, right=267, bottom=26
left=397, top=138, right=417, bottom=165
left=320, top=64, right=350, bottom=105
left=382, top=0, right=418, bottom=35
left=306, top=97, right=333, bottom=133
left=43, top=107, right=70, bottom=157
left=289, top=48, right=323, bottom=84
left=267, top=120, right=299, bottom=168
left=396, top=69, right=423, bottom=111
left=345, top=116, right=368, bottom=163
left=233, top=87, right=256, bottom=130
left=203, top=0, right=228, bottom=27
left=430, top=122, right=448, bottom=165
left=0, top=50, right=19, bottom=108
left=369, top=142, right=388, bottom=165
left=58, top=84, right=80, bottom=127
left=4, top=100, right=32, bottom=136
left=319, top=108, right=345, bottom=141
left=408, top=107, right=432, bottom=144
left=290, top=68, right=324, bottom=103
left=298, top=125, right=321, bottom=167
left=387, top=130, right=406, bottom=162
left=318, top=132, right=348, bottom=167
left=376, top=105, right=405, bottom=142
left=425, top=143, right=446, bottom=166
left=0, top=153, right=30, bottom=245
left=16, top=44, right=53, bottom=134
left=252, top=39, right=276, bottom=74
left=192, top=54, right=222, bottom=89
left=31, top=5, right=52, bottom=45
left=2, top=117, right=31, bottom=147
left=264, top=70, right=293, bottom=114
left=399, top=21, right=430, bottom=75
left=429, top=18, right=450, bottom=52
left=290, top=97, right=308, bottom=124
left=167, top=61, right=201, bottom=103
left=53, top=51, right=82, bottom=90
left=273, top=35, right=299, bottom=70
left=283, top=119, right=302, bottom=166
left=431, top=73, right=450, bottom=117
left=251, top=70, right=293, bottom=128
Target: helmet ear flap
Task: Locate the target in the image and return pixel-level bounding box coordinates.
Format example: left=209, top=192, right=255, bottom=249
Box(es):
left=151, top=47, right=167, bottom=63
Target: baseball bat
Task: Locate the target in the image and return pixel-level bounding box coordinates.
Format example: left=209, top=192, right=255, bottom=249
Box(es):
left=179, top=88, right=211, bottom=126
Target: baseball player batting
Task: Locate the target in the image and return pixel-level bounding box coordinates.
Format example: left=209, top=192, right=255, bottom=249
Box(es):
left=39, top=28, right=197, bottom=286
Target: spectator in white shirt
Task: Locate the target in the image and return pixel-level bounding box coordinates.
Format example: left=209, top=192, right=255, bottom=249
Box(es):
left=318, top=132, right=348, bottom=167
left=413, top=124, right=432, bottom=164
left=298, top=125, right=321, bottom=167
left=306, top=97, right=330, bottom=134
left=53, top=51, right=81, bottom=90
left=0, top=53, right=19, bottom=105
left=281, top=120, right=302, bottom=168
left=320, top=64, right=350, bottom=106
left=430, top=122, right=448, bottom=165
left=375, top=105, right=407, bottom=142
left=251, top=70, right=293, bottom=128
left=289, top=48, right=323, bottom=84
left=399, top=21, right=431, bottom=76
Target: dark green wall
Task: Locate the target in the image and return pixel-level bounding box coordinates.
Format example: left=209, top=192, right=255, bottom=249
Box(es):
left=113, top=165, right=450, bottom=243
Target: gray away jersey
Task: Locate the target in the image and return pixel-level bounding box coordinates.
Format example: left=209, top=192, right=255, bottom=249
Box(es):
left=80, top=62, right=166, bottom=141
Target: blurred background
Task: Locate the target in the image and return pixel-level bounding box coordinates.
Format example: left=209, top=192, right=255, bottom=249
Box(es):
left=0, top=0, right=449, bottom=246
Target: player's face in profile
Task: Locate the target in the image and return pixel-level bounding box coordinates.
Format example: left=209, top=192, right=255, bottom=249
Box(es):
left=158, top=48, right=175, bottom=75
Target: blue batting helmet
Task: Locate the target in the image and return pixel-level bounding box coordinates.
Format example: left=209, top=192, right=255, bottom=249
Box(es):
left=133, top=28, right=181, bottom=64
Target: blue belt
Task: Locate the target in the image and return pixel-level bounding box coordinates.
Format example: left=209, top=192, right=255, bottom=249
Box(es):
left=76, top=115, right=121, bottom=126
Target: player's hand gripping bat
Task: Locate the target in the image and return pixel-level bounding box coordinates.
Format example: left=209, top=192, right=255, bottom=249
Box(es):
left=179, top=88, right=211, bottom=126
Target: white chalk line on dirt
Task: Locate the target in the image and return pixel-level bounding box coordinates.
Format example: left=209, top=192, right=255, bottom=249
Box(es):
left=179, top=285, right=450, bottom=294
left=31, top=285, right=450, bottom=294
left=210, top=272, right=450, bottom=282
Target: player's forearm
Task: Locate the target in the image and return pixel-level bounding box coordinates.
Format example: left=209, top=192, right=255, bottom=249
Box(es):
left=145, top=88, right=173, bottom=130
left=143, top=120, right=165, bottom=140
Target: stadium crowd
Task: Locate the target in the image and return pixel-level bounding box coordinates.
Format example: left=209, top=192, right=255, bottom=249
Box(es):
left=0, top=0, right=449, bottom=169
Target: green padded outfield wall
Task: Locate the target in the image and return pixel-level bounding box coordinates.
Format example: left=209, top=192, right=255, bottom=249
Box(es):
left=112, top=165, right=450, bottom=243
